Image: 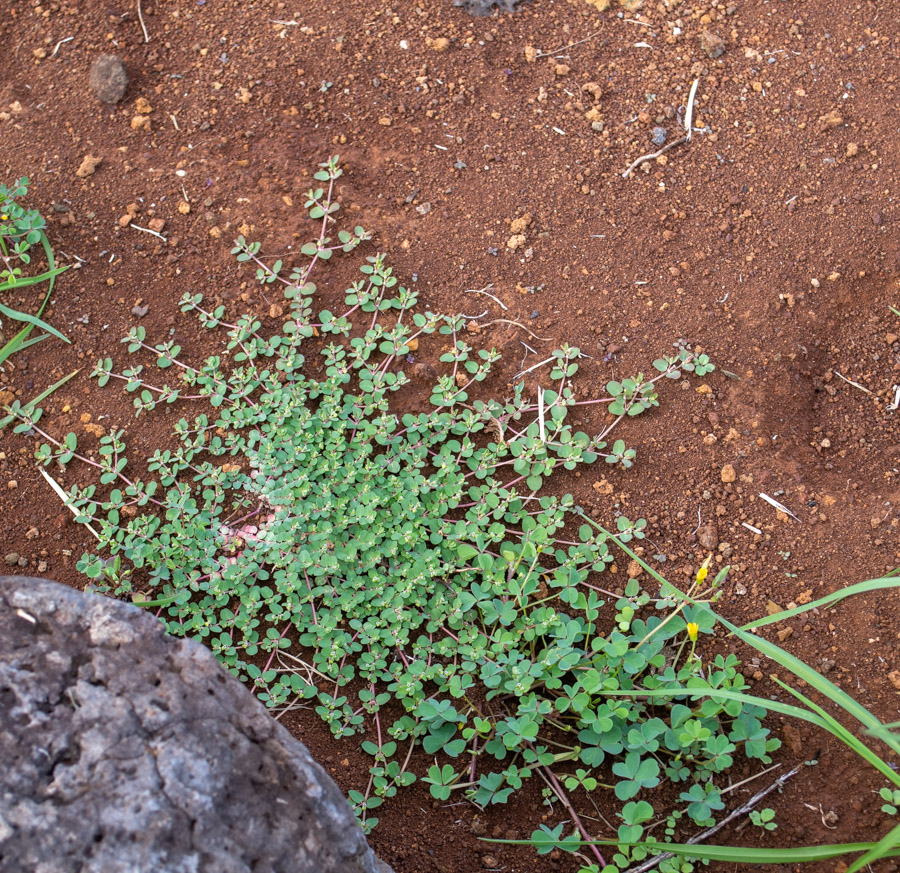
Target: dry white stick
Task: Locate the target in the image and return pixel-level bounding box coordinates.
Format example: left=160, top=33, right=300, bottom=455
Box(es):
left=136, top=0, right=150, bottom=43
left=833, top=370, right=875, bottom=397
left=759, top=492, right=801, bottom=522
left=622, top=764, right=804, bottom=873
left=39, top=467, right=101, bottom=541
left=622, top=136, right=688, bottom=179
left=536, top=31, right=601, bottom=58
left=169, top=113, right=181, bottom=131
left=742, top=521, right=762, bottom=535
left=130, top=223, right=167, bottom=241
left=51, top=36, right=74, bottom=57
left=888, top=385, right=900, bottom=411
left=685, top=76, right=700, bottom=140
left=515, top=356, right=556, bottom=379
left=464, top=283, right=508, bottom=311
left=479, top=319, right=551, bottom=342
left=718, top=761, right=783, bottom=798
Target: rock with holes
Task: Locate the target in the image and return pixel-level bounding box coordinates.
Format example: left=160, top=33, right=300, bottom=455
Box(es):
left=0, top=575, right=393, bottom=873
left=453, top=0, right=527, bottom=14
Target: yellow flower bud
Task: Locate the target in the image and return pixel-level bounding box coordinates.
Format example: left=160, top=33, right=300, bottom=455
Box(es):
left=686, top=622, right=699, bottom=642
left=695, top=566, right=708, bottom=585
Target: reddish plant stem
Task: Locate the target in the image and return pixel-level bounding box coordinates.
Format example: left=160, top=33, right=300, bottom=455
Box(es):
left=538, top=762, right=607, bottom=869
left=263, top=622, right=293, bottom=673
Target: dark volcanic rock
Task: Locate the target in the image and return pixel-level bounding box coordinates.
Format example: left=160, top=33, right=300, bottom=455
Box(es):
left=453, top=0, right=527, bottom=14
left=89, top=54, right=128, bottom=103
left=0, top=576, right=392, bottom=873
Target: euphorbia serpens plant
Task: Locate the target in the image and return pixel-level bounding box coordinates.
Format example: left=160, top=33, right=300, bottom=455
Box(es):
left=4, top=158, right=796, bottom=873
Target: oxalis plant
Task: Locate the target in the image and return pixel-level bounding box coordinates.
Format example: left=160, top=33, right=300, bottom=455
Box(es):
left=4, top=156, right=799, bottom=872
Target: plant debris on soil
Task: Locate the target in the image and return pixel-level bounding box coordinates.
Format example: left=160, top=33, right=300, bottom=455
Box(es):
left=1, top=0, right=899, bottom=870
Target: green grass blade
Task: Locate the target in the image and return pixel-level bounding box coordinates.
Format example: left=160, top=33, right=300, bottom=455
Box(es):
left=0, top=231, right=68, bottom=363
left=4, top=331, right=52, bottom=352
left=866, top=721, right=900, bottom=748
left=0, top=369, right=80, bottom=429
left=37, top=229, right=60, bottom=308
left=0, top=300, right=69, bottom=343
left=845, top=822, right=900, bottom=873
left=492, top=837, right=900, bottom=864
left=610, top=840, right=900, bottom=864
left=0, top=325, right=48, bottom=364
left=772, top=677, right=900, bottom=787
left=720, top=615, right=888, bottom=739
left=0, top=266, right=67, bottom=293
left=596, top=685, right=830, bottom=732
left=21, top=368, right=80, bottom=412
left=741, top=576, right=900, bottom=630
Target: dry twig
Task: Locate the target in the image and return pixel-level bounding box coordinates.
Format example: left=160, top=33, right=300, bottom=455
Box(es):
left=478, top=318, right=552, bottom=342
left=130, top=223, right=167, bottom=242
left=622, top=136, right=688, bottom=179
left=136, top=0, right=150, bottom=42
left=537, top=31, right=602, bottom=58
left=464, top=283, right=508, bottom=311
left=622, top=763, right=804, bottom=873
left=623, top=76, right=701, bottom=177
left=758, top=492, right=801, bottom=522
left=39, top=467, right=101, bottom=541
left=833, top=370, right=875, bottom=397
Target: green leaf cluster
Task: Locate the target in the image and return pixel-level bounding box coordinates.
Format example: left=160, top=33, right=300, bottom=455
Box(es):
left=4, top=157, right=750, bottom=844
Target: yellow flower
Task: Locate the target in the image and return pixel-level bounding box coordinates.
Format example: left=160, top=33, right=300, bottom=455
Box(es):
left=686, top=622, right=699, bottom=642
left=695, top=554, right=713, bottom=585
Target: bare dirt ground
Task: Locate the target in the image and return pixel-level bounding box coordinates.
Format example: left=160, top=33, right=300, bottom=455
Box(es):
left=2, top=0, right=899, bottom=870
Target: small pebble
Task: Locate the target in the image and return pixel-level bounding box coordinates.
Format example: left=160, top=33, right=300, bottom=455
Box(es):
left=651, top=126, right=667, bottom=146
left=89, top=54, right=128, bottom=104
left=4, top=552, right=19, bottom=566
left=700, top=30, right=726, bottom=58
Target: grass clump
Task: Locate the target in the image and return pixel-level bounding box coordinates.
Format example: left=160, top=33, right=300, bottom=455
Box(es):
left=0, top=177, right=68, bottom=364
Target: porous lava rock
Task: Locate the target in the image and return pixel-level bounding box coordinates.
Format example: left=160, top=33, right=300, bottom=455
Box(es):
left=0, top=575, right=392, bottom=873
left=453, top=0, right=527, bottom=14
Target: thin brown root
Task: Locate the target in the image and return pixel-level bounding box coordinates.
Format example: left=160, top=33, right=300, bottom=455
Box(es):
left=479, top=318, right=552, bottom=342
left=622, top=136, right=688, bottom=179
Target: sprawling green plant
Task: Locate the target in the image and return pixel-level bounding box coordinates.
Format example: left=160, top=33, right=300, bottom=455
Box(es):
left=0, top=177, right=68, bottom=364
left=499, top=538, right=900, bottom=872
left=5, top=157, right=777, bottom=871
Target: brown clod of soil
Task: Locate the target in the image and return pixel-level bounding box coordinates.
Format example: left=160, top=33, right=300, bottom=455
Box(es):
left=700, top=30, right=726, bottom=58
left=89, top=54, right=128, bottom=104
left=75, top=154, right=102, bottom=178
